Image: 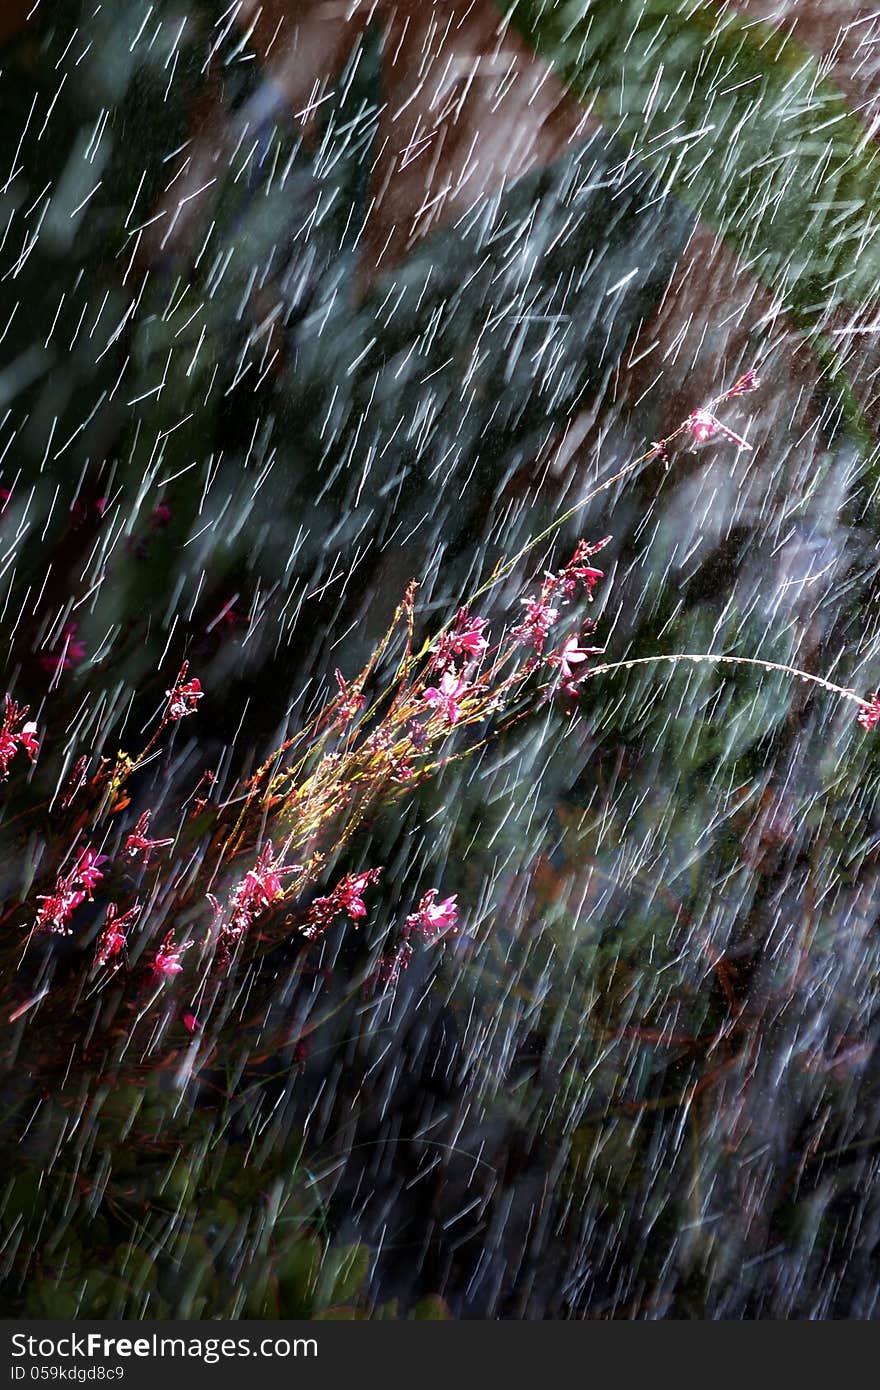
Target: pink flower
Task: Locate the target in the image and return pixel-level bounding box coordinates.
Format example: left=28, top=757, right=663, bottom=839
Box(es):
left=334, top=668, right=365, bottom=723
left=95, top=902, right=140, bottom=968
left=217, top=841, right=301, bottom=944
left=513, top=597, right=559, bottom=653
left=858, top=694, right=880, bottom=731
left=302, top=867, right=383, bottom=940
left=550, top=636, right=597, bottom=681
left=0, top=696, right=39, bottom=776
left=431, top=610, right=490, bottom=673
left=74, top=847, right=107, bottom=896
left=687, top=409, right=752, bottom=451
left=36, top=885, right=86, bottom=935
left=556, top=538, right=610, bottom=602
left=19, top=722, right=39, bottom=760
left=422, top=669, right=471, bottom=724
left=96, top=925, right=127, bottom=966
left=35, top=843, right=107, bottom=934
left=38, top=621, right=86, bottom=676
left=338, top=871, right=373, bottom=920
left=152, top=932, right=189, bottom=977
left=405, top=889, right=459, bottom=942
left=124, top=810, right=173, bottom=866
left=726, top=367, right=760, bottom=397
left=0, top=728, right=16, bottom=774
left=688, top=409, right=717, bottom=444
left=455, top=614, right=489, bottom=656
left=165, top=662, right=202, bottom=721
left=367, top=887, right=461, bottom=993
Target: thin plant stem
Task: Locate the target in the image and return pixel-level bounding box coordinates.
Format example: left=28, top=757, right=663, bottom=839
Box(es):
left=583, top=652, right=872, bottom=712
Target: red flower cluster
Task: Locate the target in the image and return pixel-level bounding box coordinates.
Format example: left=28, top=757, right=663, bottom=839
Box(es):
left=0, top=694, right=39, bottom=777
left=725, top=368, right=760, bottom=397
left=556, top=538, right=609, bottom=602
left=513, top=595, right=559, bottom=653
left=430, top=609, right=489, bottom=673
left=94, top=901, right=141, bottom=968
left=547, top=633, right=604, bottom=697
left=152, top=930, right=190, bottom=978
left=421, top=669, right=472, bottom=724
left=367, top=888, right=459, bottom=993
left=334, top=668, right=366, bottom=724
left=124, top=810, right=173, bottom=866
left=858, top=694, right=880, bottom=732
left=404, top=889, right=459, bottom=942
left=36, top=846, right=108, bottom=935
left=513, top=537, right=610, bottom=654
left=210, top=840, right=300, bottom=947
left=686, top=409, right=751, bottom=451
left=165, top=662, right=202, bottom=721
left=38, top=621, right=86, bottom=676
left=302, top=867, right=384, bottom=941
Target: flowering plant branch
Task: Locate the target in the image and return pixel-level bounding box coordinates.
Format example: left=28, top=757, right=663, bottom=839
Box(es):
left=2, top=366, right=876, bottom=1081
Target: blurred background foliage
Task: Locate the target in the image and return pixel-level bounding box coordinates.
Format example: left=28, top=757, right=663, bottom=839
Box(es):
left=3, top=0, right=880, bottom=1318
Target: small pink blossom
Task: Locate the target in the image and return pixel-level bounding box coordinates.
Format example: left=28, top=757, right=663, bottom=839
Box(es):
left=549, top=635, right=603, bottom=683
left=0, top=728, right=16, bottom=773
left=165, top=662, right=202, bottom=721
left=38, top=621, right=86, bottom=676
left=0, top=695, right=39, bottom=777
left=687, top=409, right=752, bottom=451
left=302, top=867, right=383, bottom=940
left=405, top=889, right=459, bottom=942
left=124, top=810, right=173, bottom=866
left=334, top=668, right=365, bottom=723
left=725, top=367, right=760, bottom=397
left=19, top=722, right=39, bottom=760
left=432, top=610, right=490, bottom=671
left=688, top=409, right=717, bottom=444
left=338, top=871, right=374, bottom=920
left=35, top=885, right=86, bottom=935
left=556, top=538, right=610, bottom=602
left=858, top=694, right=880, bottom=731
left=215, top=840, right=302, bottom=946
left=422, top=669, right=470, bottom=724
left=95, top=902, right=140, bottom=968
left=74, top=847, right=107, bottom=897
left=513, top=597, right=559, bottom=653
left=35, top=843, right=107, bottom=935
left=454, top=614, right=489, bottom=656
left=152, top=931, right=189, bottom=977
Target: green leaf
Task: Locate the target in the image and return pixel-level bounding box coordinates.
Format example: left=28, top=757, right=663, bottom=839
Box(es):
left=410, top=1295, right=453, bottom=1320
left=112, top=1243, right=158, bottom=1294
left=314, top=1243, right=370, bottom=1310
left=277, top=1235, right=322, bottom=1316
